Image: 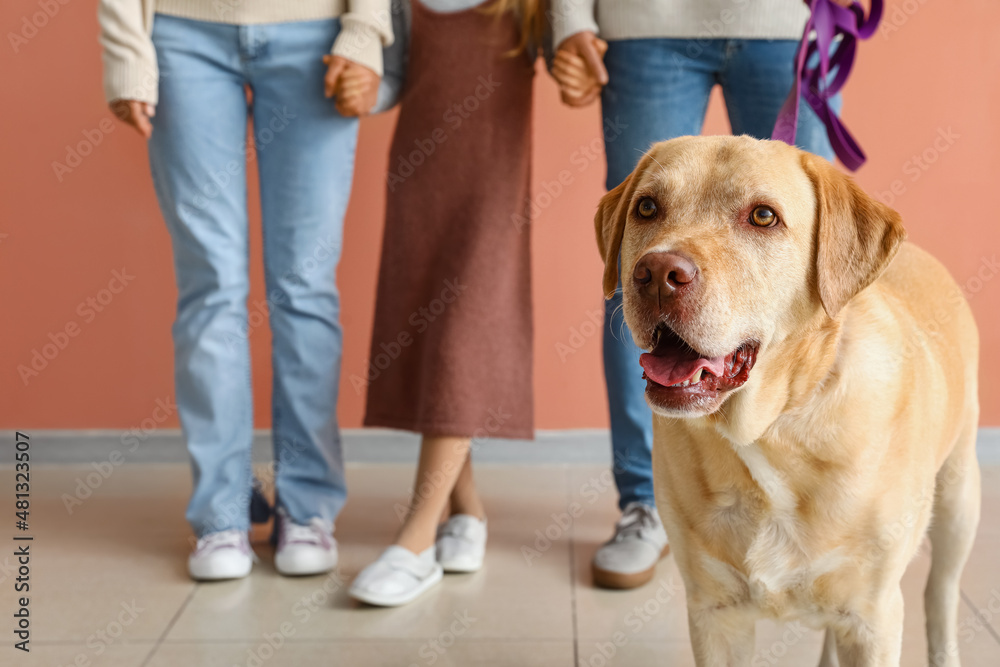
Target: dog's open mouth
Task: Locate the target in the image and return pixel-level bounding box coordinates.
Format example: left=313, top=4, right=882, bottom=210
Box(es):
left=639, top=325, right=758, bottom=400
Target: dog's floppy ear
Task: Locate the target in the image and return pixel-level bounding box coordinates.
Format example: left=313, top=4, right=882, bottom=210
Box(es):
left=801, top=152, right=907, bottom=318
left=595, top=155, right=650, bottom=299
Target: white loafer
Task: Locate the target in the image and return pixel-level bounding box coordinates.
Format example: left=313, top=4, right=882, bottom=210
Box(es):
left=349, top=546, right=443, bottom=607
left=188, top=530, right=255, bottom=581
left=436, top=514, right=487, bottom=573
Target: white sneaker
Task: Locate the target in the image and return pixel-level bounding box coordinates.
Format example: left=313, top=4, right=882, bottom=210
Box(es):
left=592, top=503, right=669, bottom=589
left=274, top=510, right=338, bottom=576
left=188, top=530, right=255, bottom=581
left=436, top=514, right=487, bottom=573
left=349, top=546, right=443, bottom=607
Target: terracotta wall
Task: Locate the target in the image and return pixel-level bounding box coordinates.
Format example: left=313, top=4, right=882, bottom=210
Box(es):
left=2, top=0, right=997, bottom=430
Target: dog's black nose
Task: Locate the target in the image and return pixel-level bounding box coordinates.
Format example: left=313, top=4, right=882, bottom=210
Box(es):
left=633, top=251, right=698, bottom=296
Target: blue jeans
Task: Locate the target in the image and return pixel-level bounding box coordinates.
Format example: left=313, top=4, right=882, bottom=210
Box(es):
left=600, top=38, right=838, bottom=510
left=149, top=15, right=357, bottom=537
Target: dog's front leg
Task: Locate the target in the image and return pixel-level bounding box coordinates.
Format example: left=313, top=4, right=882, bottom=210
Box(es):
left=829, top=588, right=904, bottom=667
left=688, top=604, right=756, bottom=667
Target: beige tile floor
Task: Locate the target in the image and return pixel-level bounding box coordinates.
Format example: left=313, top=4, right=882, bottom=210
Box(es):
left=2, top=463, right=999, bottom=666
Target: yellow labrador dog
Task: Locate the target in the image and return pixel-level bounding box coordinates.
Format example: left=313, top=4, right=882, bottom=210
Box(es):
left=595, top=136, right=980, bottom=667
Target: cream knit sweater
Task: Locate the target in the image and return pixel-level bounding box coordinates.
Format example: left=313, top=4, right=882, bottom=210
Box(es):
left=98, top=0, right=394, bottom=105
left=551, top=0, right=812, bottom=49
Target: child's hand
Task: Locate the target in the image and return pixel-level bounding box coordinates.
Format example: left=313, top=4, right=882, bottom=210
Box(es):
left=553, top=33, right=608, bottom=108
left=323, top=55, right=381, bottom=117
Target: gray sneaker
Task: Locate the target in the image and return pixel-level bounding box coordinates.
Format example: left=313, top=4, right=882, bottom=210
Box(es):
left=592, top=502, right=669, bottom=589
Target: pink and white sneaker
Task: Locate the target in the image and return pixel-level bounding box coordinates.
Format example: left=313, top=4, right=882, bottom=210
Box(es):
left=274, top=510, right=338, bottom=576
left=188, top=530, right=255, bottom=581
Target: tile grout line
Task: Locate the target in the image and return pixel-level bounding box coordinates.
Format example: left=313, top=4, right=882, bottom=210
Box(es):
left=959, top=589, right=1000, bottom=647
left=139, top=584, right=199, bottom=667
left=567, top=465, right=580, bottom=667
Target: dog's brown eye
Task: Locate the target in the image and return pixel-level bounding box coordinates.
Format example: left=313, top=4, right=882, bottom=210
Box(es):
left=750, top=205, right=777, bottom=227
left=637, top=198, right=657, bottom=219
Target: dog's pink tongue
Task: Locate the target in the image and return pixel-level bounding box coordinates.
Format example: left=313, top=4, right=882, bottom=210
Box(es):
left=639, top=352, right=726, bottom=386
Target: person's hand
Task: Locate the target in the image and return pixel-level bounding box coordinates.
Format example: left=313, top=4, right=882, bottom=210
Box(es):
left=323, top=55, right=381, bottom=117
left=109, top=99, right=155, bottom=138
left=553, top=32, right=608, bottom=108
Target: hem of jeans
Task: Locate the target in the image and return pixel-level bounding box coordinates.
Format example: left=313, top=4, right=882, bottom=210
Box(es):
left=273, top=502, right=341, bottom=528
left=617, top=498, right=656, bottom=512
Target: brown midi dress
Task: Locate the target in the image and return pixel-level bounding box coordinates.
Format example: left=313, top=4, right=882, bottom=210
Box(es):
left=363, top=1, right=535, bottom=439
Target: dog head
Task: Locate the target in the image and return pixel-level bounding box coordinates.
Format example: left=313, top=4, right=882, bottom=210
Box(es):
left=595, top=136, right=905, bottom=418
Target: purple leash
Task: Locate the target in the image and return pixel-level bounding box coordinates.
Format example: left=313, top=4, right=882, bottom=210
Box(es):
left=772, top=0, right=883, bottom=171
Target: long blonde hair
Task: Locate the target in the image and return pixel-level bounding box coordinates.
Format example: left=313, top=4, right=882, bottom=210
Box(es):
left=482, top=0, right=548, bottom=56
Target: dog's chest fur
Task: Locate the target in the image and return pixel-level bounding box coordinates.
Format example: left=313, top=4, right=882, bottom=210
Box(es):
left=727, top=444, right=844, bottom=614
left=676, top=439, right=852, bottom=620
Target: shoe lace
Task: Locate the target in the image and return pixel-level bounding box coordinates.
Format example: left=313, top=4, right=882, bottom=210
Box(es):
left=195, top=530, right=247, bottom=554
left=613, top=503, right=659, bottom=542
left=282, top=517, right=332, bottom=548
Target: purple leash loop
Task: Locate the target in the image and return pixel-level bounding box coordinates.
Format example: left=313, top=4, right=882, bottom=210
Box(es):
left=772, top=0, right=883, bottom=171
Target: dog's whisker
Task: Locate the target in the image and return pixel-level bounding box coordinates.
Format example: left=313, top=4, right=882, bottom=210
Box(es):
left=646, top=153, right=669, bottom=180
left=610, top=302, right=628, bottom=344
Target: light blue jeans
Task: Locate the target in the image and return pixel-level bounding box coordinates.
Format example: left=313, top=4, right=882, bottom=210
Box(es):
left=600, top=38, right=838, bottom=510
left=149, top=14, right=357, bottom=537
